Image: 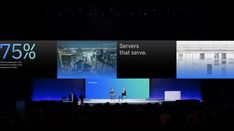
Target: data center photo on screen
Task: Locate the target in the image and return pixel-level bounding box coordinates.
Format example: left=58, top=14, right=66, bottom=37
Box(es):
left=57, top=41, right=117, bottom=79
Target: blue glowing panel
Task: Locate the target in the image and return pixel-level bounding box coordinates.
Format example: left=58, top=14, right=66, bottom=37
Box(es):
left=32, top=79, right=84, bottom=101
left=177, top=41, right=234, bottom=78
left=86, top=79, right=149, bottom=99
left=57, top=41, right=117, bottom=79
left=150, top=79, right=202, bottom=101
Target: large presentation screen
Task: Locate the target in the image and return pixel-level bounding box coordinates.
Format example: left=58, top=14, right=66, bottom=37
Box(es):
left=177, top=41, right=234, bottom=78
left=57, top=41, right=117, bottom=79
left=86, top=79, right=149, bottom=99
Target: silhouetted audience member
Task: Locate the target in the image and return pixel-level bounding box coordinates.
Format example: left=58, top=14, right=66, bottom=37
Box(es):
left=79, top=94, right=84, bottom=106
left=1, top=100, right=234, bottom=129
left=73, top=95, right=78, bottom=107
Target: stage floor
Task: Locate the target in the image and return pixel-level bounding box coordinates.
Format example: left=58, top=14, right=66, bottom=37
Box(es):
left=83, top=99, right=163, bottom=105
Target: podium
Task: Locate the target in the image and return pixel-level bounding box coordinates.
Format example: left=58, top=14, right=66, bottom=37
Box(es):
left=165, top=91, right=181, bottom=101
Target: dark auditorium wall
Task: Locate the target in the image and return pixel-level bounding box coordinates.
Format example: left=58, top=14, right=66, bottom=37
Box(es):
left=0, top=79, right=31, bottom=108
left=201, top=80, right=234, bottom=104
left=150, top=79, right=202, bottom=101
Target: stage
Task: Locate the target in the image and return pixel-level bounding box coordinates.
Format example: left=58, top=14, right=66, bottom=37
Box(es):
left=83, top=99, right=164, bottom=105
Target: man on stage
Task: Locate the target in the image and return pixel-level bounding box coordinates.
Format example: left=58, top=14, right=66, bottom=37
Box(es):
left=110, top=88, right=115, bottom=100
left=121, top=88, right=127, bottom=100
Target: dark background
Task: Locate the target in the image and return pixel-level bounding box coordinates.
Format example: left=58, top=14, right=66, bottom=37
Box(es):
left=2, top=2, right=234, bottom=129
left=0, top=2, right=210, bottom=40
left=0, top=1, right=234, bottom=106
left=117, top=41, right=176, bottom=78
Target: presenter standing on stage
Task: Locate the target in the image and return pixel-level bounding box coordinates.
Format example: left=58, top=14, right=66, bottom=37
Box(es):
left=121, top=88, right=127, bottom=100
left=110, top=88, right=115, bottom=100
